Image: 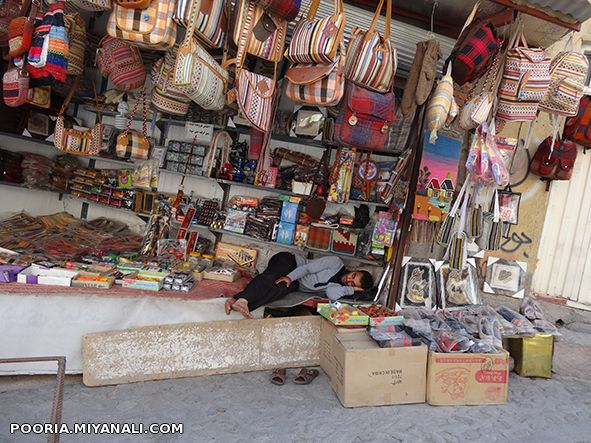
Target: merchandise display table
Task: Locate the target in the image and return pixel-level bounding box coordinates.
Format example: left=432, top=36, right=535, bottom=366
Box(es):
left=0, top=279, right=251, bottom=375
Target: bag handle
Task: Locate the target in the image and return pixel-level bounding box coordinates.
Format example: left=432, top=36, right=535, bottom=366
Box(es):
left=307, top=0, right=343, bottom=20
left=492, top=188, right=500, bottom=223
left=456, top=181, right=471, bottom=238
left=458, top=1, right=479, bottom=38
left=365, top=0, right=391, bottom=41
left=121, top=86, right=148, bottom=139
left=181, top=0, right=200, bottom=49
left=448, top=177, right=470, bottom=217
left=59, top=75, right=81, bottom=116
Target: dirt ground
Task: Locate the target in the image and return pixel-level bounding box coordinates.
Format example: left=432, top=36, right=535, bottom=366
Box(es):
left=1, top=324, right=590, bottom=443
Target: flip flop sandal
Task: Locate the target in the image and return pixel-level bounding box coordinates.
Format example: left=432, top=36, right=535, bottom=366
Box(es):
left=271, top=368, right=286, bottom=386
left=293, top=368, right=319, bottom=385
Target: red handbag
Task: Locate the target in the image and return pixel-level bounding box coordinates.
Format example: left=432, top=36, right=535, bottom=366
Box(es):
left=254, top=0, right=300, bottom=21
left=564, top=96, right=591, bottom=148
left=335, top=83, right=395, bottom=150
left=530, top=137, right=577, bottom=181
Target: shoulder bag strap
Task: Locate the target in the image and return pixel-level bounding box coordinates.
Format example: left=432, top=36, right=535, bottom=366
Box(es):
left=307, top=0, right=342, bottom=20
left=180, top=0, right=199, bottom=49
left=92, top=81, right=102, bottom=126
left=58, top=75, right=80, bottom=117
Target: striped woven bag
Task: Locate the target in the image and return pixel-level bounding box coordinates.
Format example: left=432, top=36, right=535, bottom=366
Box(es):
left=539, top=50, right=588, bottom=117
left=64, top=13, right=85, bottom=76
left=285, top=0, right=345, bottom=64
left=173, top=0, right=226, bottom=48
left=344, top=0, right=397, bottom=93
left=497, top=32, right=551, bottom=122
left=426, top=64, right=457, bottom=143
left=151, top=48, right=191, bottom=116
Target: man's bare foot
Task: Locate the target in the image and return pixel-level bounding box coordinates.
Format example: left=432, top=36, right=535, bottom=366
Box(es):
left=225, top=298, right=236, bottom=315
left=231, top=298, right=253, bottom=319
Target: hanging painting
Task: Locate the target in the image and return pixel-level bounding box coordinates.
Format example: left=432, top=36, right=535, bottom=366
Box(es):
left=413, top=131, right=463, bottom=222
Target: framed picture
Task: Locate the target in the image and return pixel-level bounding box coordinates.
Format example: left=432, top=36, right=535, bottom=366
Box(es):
left=290, top=106, right=326, bottom=140
left=436, top=260, right=480, bottom=308
left=398, top=257, right=437, bottom=309
left=498, top=190, right=521, bottom=225
left=483, top=257, right=527, bottom=299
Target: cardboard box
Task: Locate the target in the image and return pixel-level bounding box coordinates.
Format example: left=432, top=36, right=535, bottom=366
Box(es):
left=319, top=318, right=366, bottom=383
left=71, top=272, right=115, bottom=289
left=317, top=303, right=369, bottom=327
left=122, top=270, right=168, bottom=291
left=331, top=333, right=428, bottom=407
left=17, top=264, right=78, bottom=286
left=0, top=265, right=25, bottom=283
left=506, top=334, right=554, bottom=378
left=215, top=242, right=258, bottom=269
left=203, top=268, right=240, bottom=282
left=426, top=350, right=510, bottom=406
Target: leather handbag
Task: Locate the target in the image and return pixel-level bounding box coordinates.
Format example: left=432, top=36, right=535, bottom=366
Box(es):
left=151, top=48, right=191, bottom=116
left=173, top=0, right=226, bottom=48
left=344, top=0, right=396, bottom=93
left=497, top=32, right=552, bottom=122
left=284, top=54, right=345, bottom=107
left=116, top=89, right=151, bottom=160
left=173, top=0, right=228, bottom=111
left=107, top=0, right=177, bottom=50
left=232, top=0, right=286, bottom=63
left=539, top=50, right=589, bottom=117
left=64, top=13, right=86, bottom=76
left=232, top=68, right=275, bottom=132
left=564, top=96, right=591, bottom=147
left=336, top=83, right=395, bottom=150
left=448, top=2, right=500, bottom=86
left=2, top=61, right=29, bottom=107
left=54, top=78, right=102, bottom=156
left=476, top=189, right=504, bottom=251
left=115, top=0, right=150, bottom=9
left=255, top=0, right=300, bottom=21
left=96, top=36, right=146, bottom=91
left=530, top=136, right=577, bottom=181
left=285, top=0, right=344, bottom=64
left=7, top=0, right=36, bottom=57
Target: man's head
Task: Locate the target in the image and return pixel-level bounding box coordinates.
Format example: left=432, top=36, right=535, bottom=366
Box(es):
left=341, top=270, right=374, bottom=290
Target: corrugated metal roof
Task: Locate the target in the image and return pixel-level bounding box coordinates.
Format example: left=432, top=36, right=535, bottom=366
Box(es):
left=501, top=0, right=591, bottom=23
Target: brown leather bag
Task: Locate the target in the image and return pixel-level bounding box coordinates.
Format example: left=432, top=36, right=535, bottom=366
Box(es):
left=530, top=137, right=577, bottom=181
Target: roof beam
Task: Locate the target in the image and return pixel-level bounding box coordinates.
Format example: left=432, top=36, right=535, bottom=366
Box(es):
left=489, top=0, right=581, bottom=31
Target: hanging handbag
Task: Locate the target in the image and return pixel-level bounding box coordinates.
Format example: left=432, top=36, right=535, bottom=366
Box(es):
left=284, top=52, right=345, bottom=107
left=2, top=60, right=29, bottom=107
left=497, top=32, right=552, bottom=122
left=539, top=47, right=589, bottom=117
left=530, top=136, right=577, bottom=181
left=68, top=0, right=110, bottom=12
left=107, top=0, right=177, bottom=50
left=426, top=64, right=457, bottom=143
left=285, top=0, right=344, bottom=64
left=173, top=0, right=228, bottom=111
left=0, top=0, right=25, bottom=47
left=173, top=0, right=227, bottom=48
left=114, top=0, right=150, bottom=9
left=54, top=78, right=102, bottom=156
left=96, top=36, right=146, bottom=91
left=335, top=83, right=395, bottom=151
left=203, top=130, right=232, bottom=177
left=448, top=2, right=500, bottom=86
left=151, top=48, right=191, bottom=116
left=116, top=89, right=151, bottom=160
left=7, top=0, right=35, bottom=57
left=27, top=85, right=50, bottom=108
left=344, top=0, right=396, bottom=93
left=564, top=96, right=591, bottom=147
left=447, top=186, right=469, bottom=271
left=254, top=0, right=299, bottom=21
left=232, top=0, right=286, bottom=63
left=64, top=13, right=85, bottom=76
left=232, top=68, right=275, bottom=132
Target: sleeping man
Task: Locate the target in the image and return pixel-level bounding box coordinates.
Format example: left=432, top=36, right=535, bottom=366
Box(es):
left=225, top=251, right=373, bottom=318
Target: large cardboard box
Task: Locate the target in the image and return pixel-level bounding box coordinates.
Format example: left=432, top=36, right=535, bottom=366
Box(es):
left=319, top=318, right=366, bottom=382
left=506, top=334, right=554, bottom=378
left=331, top=333, right=428, bottom=407
left=426, top=350, right=510, bottom=406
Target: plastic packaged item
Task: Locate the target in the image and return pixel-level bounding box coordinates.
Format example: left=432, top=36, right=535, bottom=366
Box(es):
left=479, top=316, right=503, bottom=348
left=520, top=296, right=545, bottom=321
left=431, top=330, right=473, bottom=353
left=496, top=305, right=536, bottom=335
left=469, top=340, right=497, bottom=354
left=533, top=319, right=561, bottom=336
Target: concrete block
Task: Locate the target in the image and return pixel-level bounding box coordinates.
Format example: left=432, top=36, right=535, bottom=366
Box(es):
left=83, top=316, right=321, bottom=387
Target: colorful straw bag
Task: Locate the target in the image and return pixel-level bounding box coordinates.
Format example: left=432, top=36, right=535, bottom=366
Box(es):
left=151, top=48, right=191, bottom=116
left=173, top=0, right=226, bottom=48
left=2, top=61, right=29, bottom=107
left=96, top=36, right=146, bottom=91
left=107, top=0, right=177, bottom=50
left=64, top=13, right=85, bottom=76
left=344, top=0, right=396, bottom=93
left=7, top=0, right=36, bottom=57
left=285, top=0, right=344, bottom=64
left=173, top=0, right=227, bottom=111
left=116, top=88, right=151, bottom=160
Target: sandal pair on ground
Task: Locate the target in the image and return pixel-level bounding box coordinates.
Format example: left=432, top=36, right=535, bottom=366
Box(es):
left=271, top=367, right=319, bottom=385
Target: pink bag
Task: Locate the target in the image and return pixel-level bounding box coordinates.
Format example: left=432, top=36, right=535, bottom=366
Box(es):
left=2, top=62, right=29, bottom=107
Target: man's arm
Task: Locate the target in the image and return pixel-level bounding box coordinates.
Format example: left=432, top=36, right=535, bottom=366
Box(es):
left=286, top=256, right=344, bottom=282
left=326, top=283, right=355, bottom=301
